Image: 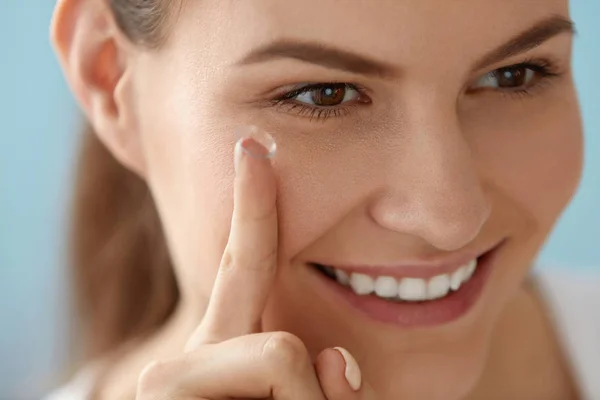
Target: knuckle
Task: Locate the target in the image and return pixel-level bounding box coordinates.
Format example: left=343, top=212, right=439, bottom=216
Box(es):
left=136, top=359, right=184, bottom=400
left=136, top=361, right=166, bottom=398
left=236, top=204, right=277, bottom=226
left=189, top=322, right=217, bottom=346
left=260, top=332, right=310, bottom=372
left=221, top=245, right=277, bottom=274
left=248, top=247, right=278, bottom=272
left=255, top=207, right=278, bottom=225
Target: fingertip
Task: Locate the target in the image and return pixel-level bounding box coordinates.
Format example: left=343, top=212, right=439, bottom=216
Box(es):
left=233, top=134, right=277, bottom=216
left=238, top=137, right=276, bottom=160
left=234, top=126, right=277, bottom=179
left=235, top=125, right=277, bottom=160
left=315, top=347, right=345, bottom=375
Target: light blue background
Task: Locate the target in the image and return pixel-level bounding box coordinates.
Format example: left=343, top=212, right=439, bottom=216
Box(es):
left=1, top=1, right=598, bottom=399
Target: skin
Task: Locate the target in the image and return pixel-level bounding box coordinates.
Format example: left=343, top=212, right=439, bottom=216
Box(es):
left=52, top=0, right=583, bottom=398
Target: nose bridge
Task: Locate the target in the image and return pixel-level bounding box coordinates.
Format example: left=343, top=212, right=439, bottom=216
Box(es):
left=371, top=102, right=491, bottom=251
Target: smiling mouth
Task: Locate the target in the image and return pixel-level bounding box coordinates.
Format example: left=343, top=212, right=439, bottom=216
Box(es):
left=313, top=258, right=478, bottom=303
left=308, top=244, right=502, bottom=327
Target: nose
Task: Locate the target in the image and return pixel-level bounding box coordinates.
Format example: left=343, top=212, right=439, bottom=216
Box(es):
left=369, top=107, right=491, bottom=251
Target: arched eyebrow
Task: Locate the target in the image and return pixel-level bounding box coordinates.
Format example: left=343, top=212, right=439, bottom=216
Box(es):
left=236, top=40, right=397, bottom=78
left=472, top=14, right=575, bottom=71
left=235, top=15, right=575, bottom=78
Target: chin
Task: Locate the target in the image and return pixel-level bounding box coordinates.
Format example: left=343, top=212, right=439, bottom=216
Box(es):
left=264, top=298, right=492, bottom=399
left=381, top=332, right=490, bottom=399
left=261, top=243, right=510, bottom=399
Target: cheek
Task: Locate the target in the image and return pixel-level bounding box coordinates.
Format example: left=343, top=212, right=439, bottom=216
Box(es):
left=132, top=58, right=242, bottom=298
left=460, top=87, right=583, bottom=321
left=274, top=140, right=379, bottom=260
left=469, top=88, right=583, bottom=230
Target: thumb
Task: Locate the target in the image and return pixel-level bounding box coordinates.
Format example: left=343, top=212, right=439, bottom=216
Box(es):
left=315, top=347, right=378, bottom=400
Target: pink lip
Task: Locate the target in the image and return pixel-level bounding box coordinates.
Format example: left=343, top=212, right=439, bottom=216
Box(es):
left=307, top=242, right=502, bottom=327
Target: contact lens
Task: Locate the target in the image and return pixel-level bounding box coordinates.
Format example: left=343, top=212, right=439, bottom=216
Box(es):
left=235, top=125, right=277, bottom=159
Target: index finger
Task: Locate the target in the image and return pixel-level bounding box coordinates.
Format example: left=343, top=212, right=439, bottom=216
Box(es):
left=187, top=127, right=278, bottom=349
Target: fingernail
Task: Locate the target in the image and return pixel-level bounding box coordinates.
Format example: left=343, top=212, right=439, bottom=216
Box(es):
left=235, top=125, right=277, bottom=160
left=235, top=138, right=266, bottom=175
left=334, top=347, right=362, bottom=391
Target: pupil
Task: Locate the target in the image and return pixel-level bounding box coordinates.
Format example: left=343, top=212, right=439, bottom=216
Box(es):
left=312, top=84, right=346, bottom=106
left=498, top=67, right=526, bottom=88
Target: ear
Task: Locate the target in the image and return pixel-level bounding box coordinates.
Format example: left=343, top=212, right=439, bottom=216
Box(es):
left=51, top=0, right=146, bottom=176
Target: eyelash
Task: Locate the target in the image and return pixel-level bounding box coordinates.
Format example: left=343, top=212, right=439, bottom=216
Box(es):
left=269, top=58, right=562, bottom=121
left=472, top=58, right=561, bottom=98
left=270, top=83, right=367, bottom=122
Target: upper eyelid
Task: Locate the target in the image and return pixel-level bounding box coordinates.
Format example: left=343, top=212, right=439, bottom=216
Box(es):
left=268, top=84, right=369, bottom=121
left=468, top=69, right=560, bottom=97
left=474, top=55, right=561, bottom=77
left=466, top=58, right=560, bottom=87
left=273, top=84, right=369, bottom=109
left=279, top=82, right=365, bottom=97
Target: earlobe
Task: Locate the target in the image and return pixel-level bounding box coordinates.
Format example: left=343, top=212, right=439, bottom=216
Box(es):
left=51, top=0, right=146, bottom=176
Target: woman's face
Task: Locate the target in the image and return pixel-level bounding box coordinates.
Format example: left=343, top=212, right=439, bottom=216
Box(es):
left=129, top=0, right=581, bottom=398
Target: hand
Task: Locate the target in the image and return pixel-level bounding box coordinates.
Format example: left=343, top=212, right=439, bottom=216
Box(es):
left=136, top=135, right=377, bottom=400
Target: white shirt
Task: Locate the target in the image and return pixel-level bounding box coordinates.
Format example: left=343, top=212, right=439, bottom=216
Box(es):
left=536, top=270, right=600, bottom=400
left=43, top=366, right=98, bottom=400
left=44, top=270, right=600, bottom=400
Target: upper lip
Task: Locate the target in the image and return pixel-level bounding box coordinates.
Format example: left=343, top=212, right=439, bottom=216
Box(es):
left=311, top=240, right=502, bottom=280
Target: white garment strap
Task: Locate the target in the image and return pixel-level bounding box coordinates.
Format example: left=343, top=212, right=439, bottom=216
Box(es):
left=42, top=367, right=97, bottom=400
left=536, top=270, right=600, bottom=400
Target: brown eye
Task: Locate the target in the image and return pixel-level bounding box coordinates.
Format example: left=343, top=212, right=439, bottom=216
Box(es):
left=311, top=85, right=347, bottom=106
left=495, top=66, right=532, bottom=88
left=295, top=83, right=360, bottom=106
left=473, top=66, right=536, bottom=90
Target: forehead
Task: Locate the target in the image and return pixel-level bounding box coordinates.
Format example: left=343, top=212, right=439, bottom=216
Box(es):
left=177, top=0, right=569, bottom=68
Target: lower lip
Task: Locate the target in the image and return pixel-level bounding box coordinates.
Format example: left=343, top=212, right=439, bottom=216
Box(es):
left=309, top=247, right=499, bottom=328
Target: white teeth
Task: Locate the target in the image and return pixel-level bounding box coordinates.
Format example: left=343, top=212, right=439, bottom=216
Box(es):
left=374, top=276, right=399, bottom=298
left=465, top=259, right=477, bottom=280
left=450, top=266, right=467, bottom=291
left=398, top=278, right=427, bottom=301
left=427, top=274, right=450, bottom=300
left=350, top=273, right=374, bottom=295
left=330, top=258, right=478, bottom=302
left=335, top=269, right=350, bottom=286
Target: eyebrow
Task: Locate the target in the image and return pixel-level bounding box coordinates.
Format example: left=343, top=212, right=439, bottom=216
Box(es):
left=236, top=14, right=575, bottom=77
left=473, top=15, right=575, bottom=70
left=237, top=40, right=397, bottom=78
